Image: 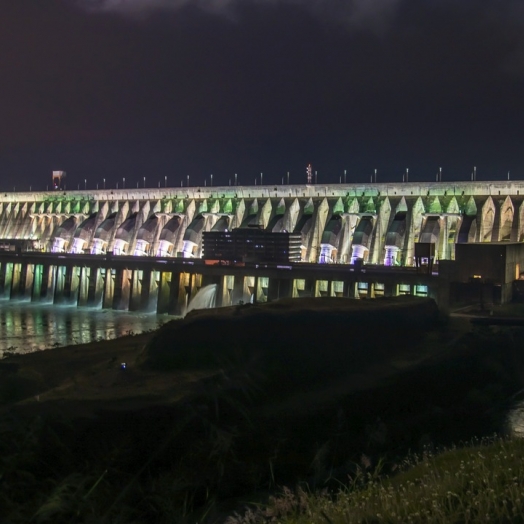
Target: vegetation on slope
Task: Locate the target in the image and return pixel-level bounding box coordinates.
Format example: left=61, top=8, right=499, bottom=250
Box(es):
left=227, top=437, right=524, bottom=524
left=0, top=296, right=523, bottom=522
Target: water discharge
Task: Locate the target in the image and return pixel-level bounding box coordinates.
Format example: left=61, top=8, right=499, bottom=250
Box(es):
left=185, top=284, right=217, bottom=315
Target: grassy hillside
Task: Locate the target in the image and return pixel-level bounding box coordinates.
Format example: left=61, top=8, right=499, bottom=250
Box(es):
left=0, top=296, right=523, bottom=522
left=228, top=437, right=524, bottom=523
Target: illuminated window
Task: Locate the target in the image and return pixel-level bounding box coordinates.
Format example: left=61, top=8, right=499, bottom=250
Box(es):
left=415, top=285, right=428, bottom=296
left=399, top=284, right=411, bottom=295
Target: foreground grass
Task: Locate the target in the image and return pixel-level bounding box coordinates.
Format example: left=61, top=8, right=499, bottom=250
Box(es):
left=228, top=437, right=524, bottom=523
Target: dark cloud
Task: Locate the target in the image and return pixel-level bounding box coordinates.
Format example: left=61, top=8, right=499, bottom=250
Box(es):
left=0, top=0, right=523, bottom=190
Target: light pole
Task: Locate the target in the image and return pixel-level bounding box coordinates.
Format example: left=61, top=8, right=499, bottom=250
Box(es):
left=187, top=175, right=189, bottom=187
left=84, top=179, right=87, bottom=190
left=123, top=177, right=125, bottom=189
left=143, top=176, right=146, bottom=188
left=260, top=172, right=263, bottom=185
left=165, top=175, right=167, bottom=187
left=235, top=173, right=237, bottom=186
left=210, top=174, right=213, bottom=186
left=103, top=178, right=106, bottom=189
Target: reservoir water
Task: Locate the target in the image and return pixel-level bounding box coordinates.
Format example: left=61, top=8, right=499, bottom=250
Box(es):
left=0, top=301, right=174, bottom=357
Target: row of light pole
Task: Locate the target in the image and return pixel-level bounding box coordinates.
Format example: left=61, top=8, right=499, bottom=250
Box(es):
left=68, top=166, right=516, bottom=191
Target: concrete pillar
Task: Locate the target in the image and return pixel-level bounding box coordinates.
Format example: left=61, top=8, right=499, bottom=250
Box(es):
left=31, top=264, right=43, bottom=302
left=129, top=270, right=143, bottom=311
left=77, top=266, right=90, bottom=306
left=217, top=275, right=232, bottom=307
left=232, top=275, right=247, bottom=304
left=53, top=266, right=66, bottom=304
left=157, top=271, right=171, bottom=314
left=33, top=264, right=54, bottom=302
left=87, top=268, right=105, bottom=307
left=145, top=270, right=160, bottom=312
left=102, top=268, right=115, bottom=309
left=267, top=278, right=292, bottom=301
left=158, top=271, right=186, bottom=315
left=0, top=262, right=12, bottom=299
left=10, top=263, right=22, bottom=299
left=63, top=266, right=80, bottom=304
left=11, top=263, right=33, bottom=300
left=383, top=281, right=396, bottom=297
left=292, top=279, right=300, bottom=298
left=347, top=281, right=358, bottom=298
left=112, top=268, right=132, bottom=310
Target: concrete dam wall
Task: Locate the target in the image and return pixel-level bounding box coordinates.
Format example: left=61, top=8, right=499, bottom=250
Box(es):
left=0, top=181, right=522, bottom=266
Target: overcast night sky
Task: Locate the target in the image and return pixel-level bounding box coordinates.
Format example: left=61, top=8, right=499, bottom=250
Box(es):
left=1, top=0, right=524, bottom=191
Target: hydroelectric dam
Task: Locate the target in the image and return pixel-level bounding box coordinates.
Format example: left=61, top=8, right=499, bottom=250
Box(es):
left=0, top=180, right=520, bottom=313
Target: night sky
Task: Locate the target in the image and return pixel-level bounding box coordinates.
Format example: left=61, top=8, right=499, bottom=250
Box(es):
left=2, top=0, right=524, bottom=191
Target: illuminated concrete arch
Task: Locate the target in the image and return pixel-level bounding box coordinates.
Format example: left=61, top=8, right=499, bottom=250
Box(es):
left=405, top=197, right=426, bottom=265
left=418, top=196, right=443, bottom=259
left=157, top=215, right=184, bottom=257
left=479, top=196, right=496, bottom=242
left=182, top=213, right=207, bottom=258
left=19, top=203, right=37, bottom=239
left=231, top=198, right=245, bottom=229
left=282, top=198, right=301, bottom=234
left=337, top=197, right=360, bottom=264
left=211, top=215, right=231, bottom=232
left=134, top=214, right=160, bottom=256
left=41, top=202, right=63, bottom=249
left=91, top=212, right=118, bottom=254
left=307, top=198, right=330, bottom=263
left=51, top=216, right=79, bottom=253
left=370, top=196, right=391, bottom=264
left=239, top=199, right=259, bottom=228
left=113, top=212, right=139, bottom=255
left=319, top=213, right=343, bottom=263
left=383, top=197, right=408, bottom=266
left=350, top=215, right=374, bottom=264
left=456, top=196, right=477, bottom=245
left=12, top=203, right=29, bottom=238
left=71, top=213, right=98, bottom=254
left=293, top=200, right=314, bottom=262
left=258, top=198, right=273, bottom=229
left=497, top=195, right=515, bottom=241
left=516, top=201, right=524, bottom=242
left=444, top=197, right=462, bottom=260
left=92, top=200, right=130, bottom=254
left=266, top=200, right=286, bottom=233
left=4, top=203, right=20, bottom=238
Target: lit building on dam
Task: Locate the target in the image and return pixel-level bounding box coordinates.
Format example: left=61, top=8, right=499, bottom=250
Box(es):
left=0, top=180, right=523, bottom=313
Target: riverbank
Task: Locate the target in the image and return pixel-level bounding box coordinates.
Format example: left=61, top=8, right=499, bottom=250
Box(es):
left=1, top=296, right=523, bottom=522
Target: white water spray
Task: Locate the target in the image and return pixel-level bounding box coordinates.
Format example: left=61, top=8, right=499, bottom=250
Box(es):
left=185, top=284, right=217, bottom=315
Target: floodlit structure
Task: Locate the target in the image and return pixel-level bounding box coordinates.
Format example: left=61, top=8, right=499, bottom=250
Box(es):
left=0, top=180, right=521, bottom=312
left=0, top=180, right=521, bottom=265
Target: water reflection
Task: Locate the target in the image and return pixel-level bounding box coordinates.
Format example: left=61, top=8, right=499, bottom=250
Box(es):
left=0, top=301, right=174, bottom=357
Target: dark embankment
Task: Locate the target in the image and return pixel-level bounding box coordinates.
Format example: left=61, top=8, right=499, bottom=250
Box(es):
left=141, top=296, right=439, bottom=394
left=2, top=296, right=524, bottom=523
